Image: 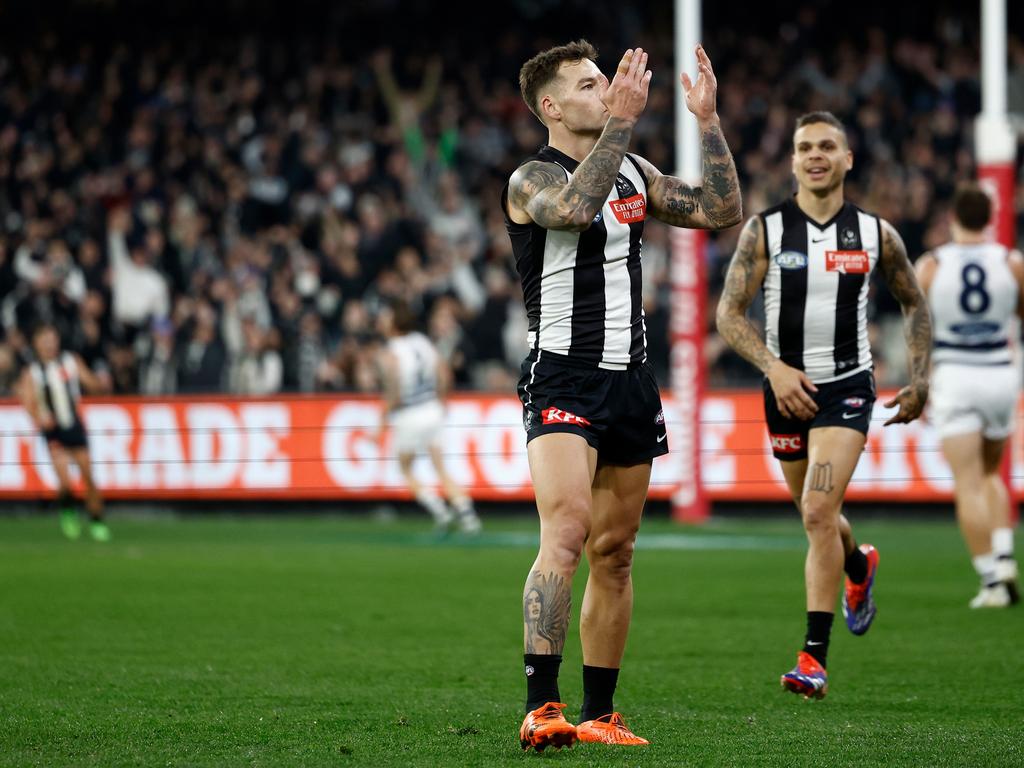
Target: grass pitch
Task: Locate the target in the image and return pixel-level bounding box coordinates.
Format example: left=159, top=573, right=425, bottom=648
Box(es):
left=0, top=512, right=1021, bottom=767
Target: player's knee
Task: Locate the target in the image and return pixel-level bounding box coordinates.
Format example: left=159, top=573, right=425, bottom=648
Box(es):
left=800, top=496, right=839, bottom=535
left=587, top=527, right=638, bottom=583
left=542, top=518, right=588, bottom=572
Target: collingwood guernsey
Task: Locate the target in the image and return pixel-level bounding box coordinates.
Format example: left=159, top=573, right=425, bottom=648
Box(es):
left=761, top=198, right=881, bottom=383
left=502, top=145, right=648, bottom=370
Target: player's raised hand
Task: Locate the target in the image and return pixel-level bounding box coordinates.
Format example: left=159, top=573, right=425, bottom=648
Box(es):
left=883, top=384, right=927, bottom=426
left=767, top=360, right=819, bottom=421
left=601, top=48, right=652, bottom=124
left=681, top=44, right=718, bottom=122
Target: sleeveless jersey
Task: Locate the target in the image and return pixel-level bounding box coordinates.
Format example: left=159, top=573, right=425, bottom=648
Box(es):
left=502, top=145, right=648, bottom=370
left=760, top=198, right=881, bottom=383
left=929, top=241, right=1017, bottom=366
left=388, top=332, right=440, bottom=408
left=29, top=352, right=83, bottom=430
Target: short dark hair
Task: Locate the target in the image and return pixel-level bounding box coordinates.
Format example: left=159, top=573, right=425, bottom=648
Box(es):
left=794, top=111, right=848, bottom=144
left=31, top=322, right=57, bottom=339
left=519, top=40, right=598, bottom=123
left=391, top=301, right=419, bottom=334
left=952, top=183, right=992, bottom=232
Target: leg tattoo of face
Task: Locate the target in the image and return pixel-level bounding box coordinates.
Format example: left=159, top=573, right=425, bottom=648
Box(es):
left=523, top=571, right=571, bottom=655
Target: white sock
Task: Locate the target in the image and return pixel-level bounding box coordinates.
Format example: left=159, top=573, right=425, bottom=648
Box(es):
left=973, top=553, right=998, bottom=586
left=992, top=528, right=1015, bottom=559
left=415, top=490, right=450, bottom=523
left=452, top=495, right=476, bottom=519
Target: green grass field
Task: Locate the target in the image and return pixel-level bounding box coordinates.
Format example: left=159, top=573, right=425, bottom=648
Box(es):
left=1, top=512, right=1022, bottom=767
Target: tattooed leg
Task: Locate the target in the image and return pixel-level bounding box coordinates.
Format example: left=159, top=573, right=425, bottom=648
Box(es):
left=801, top=428, right=867, bottom=612
left=523, top=571, right=573, bottom=654
left=523, top=433, right=598, bottom=654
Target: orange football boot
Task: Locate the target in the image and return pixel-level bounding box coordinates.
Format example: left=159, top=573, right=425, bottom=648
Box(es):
left=576, top=712, right=649, bottom=745
left=519, top=702, right=577, bottom=752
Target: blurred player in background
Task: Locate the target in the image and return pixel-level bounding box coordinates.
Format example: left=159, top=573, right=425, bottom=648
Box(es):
left=915, top=184, right=1021, bottom=608
left=505, top=41, right=740, bottom=749
left=16, top=323, right=111, bottom=541
left=377, top=302, right=481, bottom=534
left=716, top=111, right=931, bottom=698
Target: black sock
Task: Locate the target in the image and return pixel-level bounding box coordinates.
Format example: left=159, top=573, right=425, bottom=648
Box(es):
left=524, top=654, right=562, bottom=713
left=844, top=544, right=868, bottom=584
left=803, top=611, right=834, bottom=667
left=57, top=490, right=75, bottom=510
left=580, top=665, right=619, bottom=722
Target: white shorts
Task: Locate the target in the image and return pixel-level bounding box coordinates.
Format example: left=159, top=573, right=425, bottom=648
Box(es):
left=929, top=363, right=1020, bottom=440
left=390, top=400, right=444, bottom=455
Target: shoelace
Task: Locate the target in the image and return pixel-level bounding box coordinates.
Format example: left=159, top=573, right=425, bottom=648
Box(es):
left=535, top=703, right=567, bottom=721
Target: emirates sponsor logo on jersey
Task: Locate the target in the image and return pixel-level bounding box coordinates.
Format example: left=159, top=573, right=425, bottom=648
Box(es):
left=609, top=193, right=646, bottom=224
left=825, top=250, right=869, bottom=274
left=769, top=433, right=803, bottom=453
left=542, top=407, right=591, bottom=427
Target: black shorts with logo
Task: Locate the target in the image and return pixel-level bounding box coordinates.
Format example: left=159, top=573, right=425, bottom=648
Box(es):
left=517, top=349, right=669, bottom=465
left=43, top=421, right=89, bottom=449
left=763, top=369, right=876, bottom=461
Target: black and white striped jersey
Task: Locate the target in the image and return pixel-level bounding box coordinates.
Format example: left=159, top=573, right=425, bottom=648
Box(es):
left=29, top=352, right=84, bottom=430
left=759, top=198, right=881, bottom=383
left=502, top=146, right=648, bottom=370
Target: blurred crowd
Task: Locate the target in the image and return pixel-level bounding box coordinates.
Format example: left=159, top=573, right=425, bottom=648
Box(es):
left=0, top=2, right=1022, bottom=396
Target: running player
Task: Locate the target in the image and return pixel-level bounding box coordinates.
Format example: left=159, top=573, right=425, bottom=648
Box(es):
left=505, top=42, right=741, bottom=748
left=377, top=302, right=481, bottom=534
left=16, top=323, right=111, bottom=541
left=915, top=183, right=1021, bottom=608
left=716, top=111, right=931, bottom=698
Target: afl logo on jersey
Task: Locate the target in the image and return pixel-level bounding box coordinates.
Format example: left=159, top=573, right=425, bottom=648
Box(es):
left=775, top=251, right=807, bottom=270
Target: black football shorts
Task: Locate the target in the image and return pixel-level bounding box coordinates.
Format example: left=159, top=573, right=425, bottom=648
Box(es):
left=763, top=369, right=876, bottom=461
left=517, top=349, right=669, bottom=465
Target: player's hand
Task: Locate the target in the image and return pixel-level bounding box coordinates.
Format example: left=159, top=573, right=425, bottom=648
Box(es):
left=767, top=360, right=818, bottom=420
left=601, top=48, right=652, bottom=124
left=681, top=44, right=718, bottom=122
left=883, top=382, right=927, bottom=426
left=38, top=414, right=55, bottom=431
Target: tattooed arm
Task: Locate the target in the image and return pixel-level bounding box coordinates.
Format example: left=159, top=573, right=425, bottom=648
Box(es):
left=878, top=219, right=931, bottom=426
left=716, top=216, right=819, bottom=420
left=631, top=118, right=742, bottom=230
left=506, top=118, right=636, bottom=232
left=629, top=44, right=740, bottom=230
left=507, top=48, right=652, bottom=232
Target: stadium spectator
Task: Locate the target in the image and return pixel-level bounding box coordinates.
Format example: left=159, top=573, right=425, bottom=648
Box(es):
left=0, top=3, right=1019, bottom=396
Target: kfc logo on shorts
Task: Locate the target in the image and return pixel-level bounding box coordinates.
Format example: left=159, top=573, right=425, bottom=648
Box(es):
left=843, top=397, right=865, bottom=408
left=770, top=433, right=803, bottom=453
left=609, top=194, right=646, bottom=224
left=825, top=250, right=870, bottom=274
left=542, top=407, right=592, bottom=427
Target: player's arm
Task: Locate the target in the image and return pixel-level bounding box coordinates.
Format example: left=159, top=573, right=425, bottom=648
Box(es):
left=73, top=354, right=109, bottom=395
left=878, top=220, right=931, bottom=426
left=436, top=358, right=452, bottom=404
left=375, top=349, right=400, bottom=444
left=715, top=216, right=818, bottom=420
left=913, top=250, right=937, bottom=297
left=632, top=45, right=741, bottom=230
left=378, top=350, right=400, bottom=415
left=507, top=49, right=651, bottom=232
left=15, top=369, right=52, bottom=430
left=1006, top=249, right=1024, bottom=322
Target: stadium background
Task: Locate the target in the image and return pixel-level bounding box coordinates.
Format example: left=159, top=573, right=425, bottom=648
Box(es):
left=1, top=0, right=1022, bottom=509
left=2, top=2, right=1024, bottom=766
